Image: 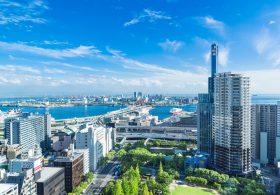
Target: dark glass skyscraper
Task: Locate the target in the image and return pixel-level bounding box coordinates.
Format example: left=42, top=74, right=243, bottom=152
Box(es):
left=211, top=43, right=218, bottom=77
left=197, top=43, right=218, bottom=163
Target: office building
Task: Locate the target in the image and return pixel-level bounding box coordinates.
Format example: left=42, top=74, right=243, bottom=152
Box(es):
left=53, top=152, right=84, bottom=193
left=76, top=124, right=112, bottom=171
left=197, top=43, right=217, bottom=164
left=75, top=148, right=89, bottom=175
left=4, top=114, right=44, bottom=151
left=36, top=167, right=65, bottom=195
left=9, top=145, right=42, bottom=174
left=251, top=104, right=277, bottom=165
left=0, top=183, right=18, bottom=195
left=6, top=168, right=37, bottom=195
left=213, top=72, right=251, bottom=175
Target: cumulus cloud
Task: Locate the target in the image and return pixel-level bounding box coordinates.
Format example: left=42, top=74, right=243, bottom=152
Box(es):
left=158, top=39, right=184, bottom=52
left=124, top=9, right=171, bottom=27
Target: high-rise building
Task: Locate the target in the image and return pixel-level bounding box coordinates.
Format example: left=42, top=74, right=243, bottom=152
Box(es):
left=251, top=104, right=277, bottom=164
left=43, top=113, right=52, bottom=151
left=213, top=72, right=251, bottom=175
left=4, top=114, right=44, bottom=151
left=76, top=124, right=112, bottom=171
left=53, top=152, right=84, bottom=193
left=197, top=43, right=217, bottom=164
left=275, top=102, right=280, bottom=164
left=197, top=94, right=213, bottom=156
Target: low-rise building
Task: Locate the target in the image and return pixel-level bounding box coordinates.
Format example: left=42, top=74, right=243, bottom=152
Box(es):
left=0, top=183, right=18, bottom=195
left=36, top=167, right=65, bottom=195
left=6, top=168, right=37, bottom=195
left=9, top=145, right=42, bottom=174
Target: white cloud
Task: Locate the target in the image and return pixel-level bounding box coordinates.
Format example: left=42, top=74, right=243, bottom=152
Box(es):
left=0, top=0, right=49, bottom=25
left=254, top=28, right=272, bottom=54
left=204, top=46, right=229, bottom=67
left=269, top=20, right=276, bottom=25
left=218, top=47, right=229, bottom=67
left=158, top=39, right=184, bottom=52
left=43, top=40, right=68, bottom=45
left=244, top=69, right=280, bottom=93
left=253, top=28, right=280, bottom=67
left=0, top=41, right=101, bottom=59
left=0, top=64, right=41, bottom=74
left=41, top=61, right=98, bottom=72
left=124, top=9, right=171, bottom=27
left=198, top=16, right=225, bottom=35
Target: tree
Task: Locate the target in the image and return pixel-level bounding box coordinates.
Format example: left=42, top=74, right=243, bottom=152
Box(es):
left=103, top=181, right=115, bottom=195
left=113, top=180, right=124, bottom=195
left=135, top=164, right=141, bottom=183
left=158, top=161, right=163, bottom=175
left=157, top=171, right=173, bottom=187
left=185, top=176, right=208, bottom=186
left=141, top=182, right=149, bottom=195
left=213, top=182, right=221, bottom=191
left=122, top=177, right=131, bottom=195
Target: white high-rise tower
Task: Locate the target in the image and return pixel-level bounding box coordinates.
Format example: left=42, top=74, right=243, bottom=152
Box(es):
left=213, top=72, right=251, bottom=175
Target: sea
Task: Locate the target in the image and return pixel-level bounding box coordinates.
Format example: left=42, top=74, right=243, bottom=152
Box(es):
left=0, top=95, right=279, bottom=120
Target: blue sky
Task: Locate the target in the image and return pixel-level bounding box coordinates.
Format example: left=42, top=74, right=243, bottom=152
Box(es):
left=0, top=0, right=280, bottom=97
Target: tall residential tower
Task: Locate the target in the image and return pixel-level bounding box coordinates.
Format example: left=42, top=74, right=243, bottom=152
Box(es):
left=213, top=73, right=251, bottom=175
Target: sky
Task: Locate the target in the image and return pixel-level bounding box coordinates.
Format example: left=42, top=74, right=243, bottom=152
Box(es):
left=0, top=0, right=280, bottom=97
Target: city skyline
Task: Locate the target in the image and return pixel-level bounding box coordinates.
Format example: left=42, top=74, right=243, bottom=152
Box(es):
left=1, top=0, right=280, bottom=96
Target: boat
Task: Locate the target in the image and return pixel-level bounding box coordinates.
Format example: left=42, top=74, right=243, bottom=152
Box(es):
left=169, top=108, right=183, bottom=115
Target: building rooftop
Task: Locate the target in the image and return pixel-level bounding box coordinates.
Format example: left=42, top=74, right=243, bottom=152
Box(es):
left=36, top=167, right=64, bottom=183
left=0, top=183, right=18, bottom=193
left=54, top=152, right=83, bottom=162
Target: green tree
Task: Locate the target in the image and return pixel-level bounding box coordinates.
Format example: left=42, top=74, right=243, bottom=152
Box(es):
left=141, top=182, right=149, bottom=195
left=213, top=182, right=221, bottom=191
left=122, top=177, right=131, bottom=195
left=113, top=180, right=124, bottom=195
left=103, top=181, right=115, bottom=195
left=158, top=161, right=163, bottom=175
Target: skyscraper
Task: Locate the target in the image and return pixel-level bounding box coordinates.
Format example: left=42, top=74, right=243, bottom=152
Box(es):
left=43, top=113, right=52, bottom=151
left=197, top=43, right=217, bottom=163
left=211, top=43, right=218, bottom=77
left=213, top=72, right=251, bottom=175
left=197, top=94, right=213, bottom=155
left=275, top=101, right=280, bottom=164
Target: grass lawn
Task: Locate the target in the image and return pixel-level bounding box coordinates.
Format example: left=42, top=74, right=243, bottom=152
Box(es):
left=172, top=186, right=216, bottom=195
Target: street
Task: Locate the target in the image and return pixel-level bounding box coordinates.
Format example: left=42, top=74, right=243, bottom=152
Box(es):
left=84, top=159, right=120, bottom=195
